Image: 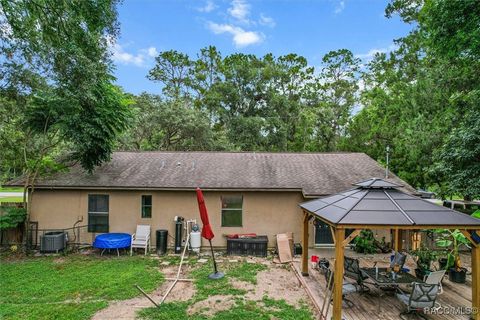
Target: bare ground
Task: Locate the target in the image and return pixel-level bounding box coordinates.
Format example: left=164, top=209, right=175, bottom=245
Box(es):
left=91, top=257, right=314, bottom=319
left=230, top=265, right=306, bottom=307
left=186, top=259, right=314, bottom=318
left=91, top=265, right=196, bottom=320
left=187, top=295, right=237, bottom=317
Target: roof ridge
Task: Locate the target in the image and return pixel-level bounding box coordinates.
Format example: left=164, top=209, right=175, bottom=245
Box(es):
left=384, top=189, right=415, bottom=225
left=335, top=188, right=370, bottom=224
left=112, top=150, right=367, bottom=155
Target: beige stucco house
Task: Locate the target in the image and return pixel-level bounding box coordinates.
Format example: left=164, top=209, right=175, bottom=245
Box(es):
left=10, top=151, right=412, bottom=249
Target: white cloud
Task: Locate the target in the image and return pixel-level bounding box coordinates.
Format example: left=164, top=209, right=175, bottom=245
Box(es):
left=207, top=22, right=263, bottom=47
left=259, top=14, right=275, bottom=28
left=355, top=44, right=397, bottom=60
left=111, top=43, right=158, bottom=67
left=145, top=47, right=158, bottom=58
left=197, top=0, right=217, bottom=13
left=228, top=0, right=251, bottom=23
left=205, top=0, right=274, bottom=48
left=334, top=1, right=345, bottom=14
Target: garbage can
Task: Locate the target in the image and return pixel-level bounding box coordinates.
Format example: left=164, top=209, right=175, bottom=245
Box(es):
left=156, top=229, right=168, bottom=255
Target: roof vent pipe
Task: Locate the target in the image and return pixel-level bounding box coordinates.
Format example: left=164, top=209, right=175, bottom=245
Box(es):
left=385, top=145, right=390, bottom=179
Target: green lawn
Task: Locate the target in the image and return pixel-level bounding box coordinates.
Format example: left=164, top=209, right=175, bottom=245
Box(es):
left=0, top=255, right=312, bottom=320
left=0, top=196, right=23, bottom=204
left=138, top=261, right=313, bottom=320
left=0, top=255, right=164, bottom=320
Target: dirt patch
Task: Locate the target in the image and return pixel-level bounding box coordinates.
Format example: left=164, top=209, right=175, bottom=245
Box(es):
left=244, top=265, right=306, bottom=307
left=92, top=259, right=312, bottom=319
left=92, top=265, right=195, bottom=320
left=53, top=257, right=66, bottom=264
left=229, top=278, right=256, bottom=292
left=228, top=263, right=307, bottom=307
left=187, top=295, right=236, bottom=317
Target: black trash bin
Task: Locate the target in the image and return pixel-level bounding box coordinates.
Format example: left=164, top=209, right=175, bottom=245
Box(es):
left=156, top=229, right=168, bottom=255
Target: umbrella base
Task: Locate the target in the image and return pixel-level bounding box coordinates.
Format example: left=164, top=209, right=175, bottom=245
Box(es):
left=208, top=271, right=225, bottom=280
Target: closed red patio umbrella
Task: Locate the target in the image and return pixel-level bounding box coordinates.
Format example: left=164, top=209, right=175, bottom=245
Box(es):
left=196, top=187, right=224, bottom=279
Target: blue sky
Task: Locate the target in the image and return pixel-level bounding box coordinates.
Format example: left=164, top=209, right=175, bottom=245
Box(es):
left=112, top=0, right=413, bottom=94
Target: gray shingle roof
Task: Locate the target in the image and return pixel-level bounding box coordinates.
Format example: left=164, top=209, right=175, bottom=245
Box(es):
left=10, top=151, right=412, bottom=196
left=300, top=179, right=480, bottom=226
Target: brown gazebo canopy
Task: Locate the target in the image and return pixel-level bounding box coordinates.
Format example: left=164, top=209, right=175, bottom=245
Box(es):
left=299, top=178, right=480, bottom=320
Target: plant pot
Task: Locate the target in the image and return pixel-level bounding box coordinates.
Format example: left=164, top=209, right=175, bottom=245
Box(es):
left=438, top=258, right=448, bottom=270
left=414, top=268, right=431, bottom=280
left=448, top=267, right=467, bottom=283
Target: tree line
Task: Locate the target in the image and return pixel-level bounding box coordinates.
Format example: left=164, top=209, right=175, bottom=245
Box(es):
left=118, top=48, right=359, bottom=153
left=1, top=0, right=479, bottom=200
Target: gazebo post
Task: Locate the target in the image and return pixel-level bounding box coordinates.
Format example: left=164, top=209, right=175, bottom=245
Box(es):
left=332, top=227, right=345, bottom=320
left=301, top=210, right=309, bottom=276
left=471, top=232, right=479, bottom=320
left=393, top=229, right=402, bottom=252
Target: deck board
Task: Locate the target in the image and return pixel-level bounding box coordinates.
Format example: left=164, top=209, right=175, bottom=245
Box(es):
left=293, top=248, right=473, bottom=320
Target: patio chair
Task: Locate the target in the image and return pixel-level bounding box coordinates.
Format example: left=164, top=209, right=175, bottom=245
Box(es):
left=344, top=256, right=371, bottom=293
left=130, top=225, right=151, bottom=256
left=396, top=283, right=439, bottom=319
left=390, top=251, right=407, bottom=270
left=324, top=268, right=358, bottom=308
left=424, top=270, right=446, bottom=294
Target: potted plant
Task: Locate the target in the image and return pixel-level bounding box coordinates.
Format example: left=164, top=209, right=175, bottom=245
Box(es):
left=434, top=229, right=470, bottom=283
left=410, top=245, right=437, bottom=279
left=438, top=256, right=448, bottom=270
left=352, top=229, right=377, bottom=254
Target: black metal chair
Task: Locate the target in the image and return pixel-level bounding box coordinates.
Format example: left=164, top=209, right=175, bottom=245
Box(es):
left=324, top=268, right=358, bottom=308
left=344, top=256, right=371, bottom=293
left=396, top=282, right=439, bottom=319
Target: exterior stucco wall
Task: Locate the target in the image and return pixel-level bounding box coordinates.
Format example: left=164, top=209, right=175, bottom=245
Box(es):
left=30, top=189, right=314, bottom=248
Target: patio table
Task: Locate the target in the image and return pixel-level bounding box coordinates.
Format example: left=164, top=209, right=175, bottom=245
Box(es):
left=361, top=267, right=423, bottom=312
left=361, top=267, right=421, bottom=288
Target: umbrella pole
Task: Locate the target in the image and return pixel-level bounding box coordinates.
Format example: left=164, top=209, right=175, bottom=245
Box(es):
left=208, top=239, right=224, bottom=279
left=209, top=239, right=218, bottom=273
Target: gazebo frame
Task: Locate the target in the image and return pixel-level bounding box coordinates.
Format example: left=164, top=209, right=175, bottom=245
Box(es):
left=300, top=178, right=480, bottom=320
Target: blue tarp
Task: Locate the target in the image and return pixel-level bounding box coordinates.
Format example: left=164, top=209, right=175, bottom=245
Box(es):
left=93, top=233, right=131, bottom=249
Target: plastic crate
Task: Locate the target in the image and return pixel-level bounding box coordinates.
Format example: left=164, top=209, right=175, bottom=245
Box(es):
left=227, top=235, right=268, bottom=257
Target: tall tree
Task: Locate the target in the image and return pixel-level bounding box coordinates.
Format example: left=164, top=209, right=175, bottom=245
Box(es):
left=117, top=93, right=216, bottom=151
left=347, top=0, right=480, bottom=198
left=314, top=49, right=360, bottom=151
left=148, top=50, right=194, bottom=99
left=0, top=0, right=132, bottom=242
left=1, top=0, right=131, bottom=173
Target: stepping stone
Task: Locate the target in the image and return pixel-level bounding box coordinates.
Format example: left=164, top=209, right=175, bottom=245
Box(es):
left=198, top=258, right=208, bottom=263
left=161, top=261, right=171, bottom=265
left=228, top=259, right=238, bottom=263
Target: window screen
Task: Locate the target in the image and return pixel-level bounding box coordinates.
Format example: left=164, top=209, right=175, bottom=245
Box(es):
left=88, top=194, right=109, bottom=233
left=141, top=195, right=152, bottom=218
left=221, top=195, right=243, bottom=227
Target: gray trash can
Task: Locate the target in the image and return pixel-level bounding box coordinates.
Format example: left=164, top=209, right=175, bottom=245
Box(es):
left=156, top=229, right=168, bottom=255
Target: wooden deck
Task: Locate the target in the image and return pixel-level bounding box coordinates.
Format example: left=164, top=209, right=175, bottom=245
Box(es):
left=293, top=248, right=473, bottom=320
